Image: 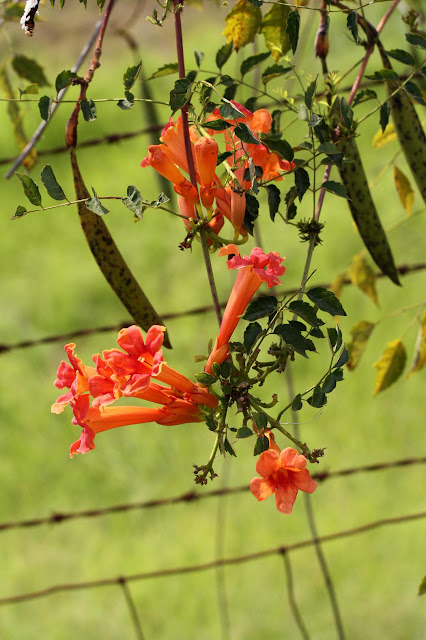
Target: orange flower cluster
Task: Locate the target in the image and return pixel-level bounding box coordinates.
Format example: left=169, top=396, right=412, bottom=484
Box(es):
left=141, top=102, right=293, bottom=239
left=52, top=325, right=217, bottom=457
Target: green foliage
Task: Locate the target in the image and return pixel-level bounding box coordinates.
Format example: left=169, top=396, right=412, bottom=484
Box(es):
left=86, top=187, right=109, bottom=216
left=15, top=172, right=42, bottom=207
left=40, top=165, right=67, bottom=201
left=12, top=55, right=49, bottom=86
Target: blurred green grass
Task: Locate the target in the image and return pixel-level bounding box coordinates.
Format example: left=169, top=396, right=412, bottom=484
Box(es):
left=0, top=2, right=425, bottom=638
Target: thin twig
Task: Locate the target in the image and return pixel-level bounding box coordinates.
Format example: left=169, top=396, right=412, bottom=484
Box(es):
left=119, top=579, right=145, bottom=640
left=1, top=510, right=424, bottom=606
left=0, top=456, right=424, bottom=533
left=282, top=552, right=310, bottom=640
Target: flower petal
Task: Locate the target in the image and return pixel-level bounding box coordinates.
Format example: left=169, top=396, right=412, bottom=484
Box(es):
left=275, top=482, right=298, bottom=514
left=255, top=449, right=280, bottom=477
left=290, top=470, right=318, bottom=494
left=280, top=447, right=307, bottom=471
left=250, top=476, right=276, bottom=501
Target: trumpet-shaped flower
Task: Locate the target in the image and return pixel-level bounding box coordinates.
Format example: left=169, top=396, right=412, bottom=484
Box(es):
left=205, top=244, right=286, bottom=373
left=53, top=325, right=218, bottom=456
left=250, top=447, right=317, bottom=514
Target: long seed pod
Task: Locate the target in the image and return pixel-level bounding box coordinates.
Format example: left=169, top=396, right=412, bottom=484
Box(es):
left=337, top=135, right=400, bottom=285
left=70, top=148, right=171, bottom=348
left=378, top=44, right=426, bottom=204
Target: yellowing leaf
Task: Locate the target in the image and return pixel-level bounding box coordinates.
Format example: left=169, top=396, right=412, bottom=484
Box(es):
left=347, top=321, right=375, bottom=371
left=407, top=311, right=426, bottom=377
left=349, top=253, right=378, bottom=306
left=418, top=576, right=426, bottom=596
left=330, top=271, right=347, bottom=300
left=260, top=3, right=291, bottom=62
left=372, top=123, right=396, bottom=149
left=373, top=339, right=406, bottom=395
left=393, top=166, right=414, bottom=215
left=223, top=0, right=262, bottom=52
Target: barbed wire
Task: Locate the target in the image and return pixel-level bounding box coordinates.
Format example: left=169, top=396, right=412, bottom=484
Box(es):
left=0, top=263, right=424, bottom=355
left=0, top=456, right=424, bottom=533
left=1, top=508, right=424, bottom=607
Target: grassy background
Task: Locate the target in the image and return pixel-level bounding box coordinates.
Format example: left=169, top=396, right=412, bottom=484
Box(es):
left=0, top=1, right=425, bottom=638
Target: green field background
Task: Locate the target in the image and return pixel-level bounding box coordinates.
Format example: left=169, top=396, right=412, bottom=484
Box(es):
left=0, top=1, right=425, bottom=638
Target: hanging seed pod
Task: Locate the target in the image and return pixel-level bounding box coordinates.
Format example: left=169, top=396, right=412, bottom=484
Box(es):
left=70, top=148, right=171, bottom=348
left=378, top=44, right=426, bottom=204
left=337, top=135, right=400, bottom=285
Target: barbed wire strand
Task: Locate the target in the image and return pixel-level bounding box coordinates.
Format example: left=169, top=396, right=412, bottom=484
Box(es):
left=1, top=509, right=424, bottom=607
left=282, top=551, right=311, bottom=640
left=0, top=456, right=424, bottom=534
left=119, top=578, right=145, bottom=640
left=0, top=263, right=424, bottom=355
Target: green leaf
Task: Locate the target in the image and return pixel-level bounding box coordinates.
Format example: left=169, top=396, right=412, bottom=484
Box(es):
left=305, top=79, right=316, bottom=110
left=380, top=102, right=390, bottom=133
left=220, top=361, right=231, bottom=378
left=261, top=3, right=291, bottom=62
left=261, top=64, right=292, bottom=84
left=352, top=89, right=377, bottom=107
left=217, top=151, right=233, bottom=166
left=288, top=300, right=323, bottom=327
left=19, top=84, right=39, bottom=96
left=405, top=33, right=426, bottom=49
left=117, top=91, right=135, bottom=110
left=274, top=323, right=315, bottom=358
left=404, top=81, right=426, bottom=106
left=244, top=192, right=259, bottom=235
left=219, top=99, right=245, bottom=120
left=15, top=173, right=42, bottom=207
left=386, top=49, right=415, bottom=66
left=244, top=322, right=263, bottom=352
left=286, top=10, right=300, bottom=54
left=194, top=50, right=204, bottom=68
left=307, top=385, right=327, bottom=408
left=346, top=12, right=358, bottom=43
left=236, top=426, right=254, bottom=439
left=322, top=180, right=348, bottom=199
left=55, top=70, right=77, bottom=93
left=264, top=138, right=294, bottom=162
left=12, top=55, right=49, bottom=87
left=223, top=0, right=262, bottom=52
left=97, top=0, right=106, bottom=9
left=253, top=411, right=268, bottom=430
left=418, top=576, right=426, bottom=596
left=373, top=339, right=406, bottom=395
left=123, top=61, right=142, bottom=90
left=294, top=167, right=310, bottom=201
left=80, top=98, right=97, bottom=122
left=333, top=346, right=349, bottom=369
left=122, top=185, right=142, bottom=218
left=307, top=287, right=347, bottom=316
left=224, top=438, right=237, bottom=457
left=292, top=394, right=303, bottom=411
left=243, top=296, right=277, bottom=321
left=149, top=63, right=178, bottom=80
left=203, top=119, right=231, bottom=131
left=12, top=205, right=28, bottom=219
left=365, top=69, right=399, bottom=81
left=240, top=51, right=271, bottom=76
left=246, top=0, right=263, bottom=5
left=317, top=142, right=340, bottom=155
left=86, top=186, right=109, bottom=216
left=40, top=165, right=67, bottom=201
left=265, top=184, right=281, bottom=221
left=169, top=78, right=192, bottom=112
left=216, top=41, right=233, bottom=69
left=285, top=185, right=298, bottom=219
left=195, top=372, right=217, bottom=385
left=234, top=122, right=259, bottom=144
left=322, top=373, right=337, bottom=394
left=340, top=97, right=353, bottom=128
left=38, top=96, right=52, bottom=121
left=254, top=435, right=269, bottom=456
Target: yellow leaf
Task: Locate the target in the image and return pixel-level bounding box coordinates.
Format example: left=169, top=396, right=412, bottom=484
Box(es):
left=373, top=339, right=406, bottom=395
left=260, top=3, right=291, bottom=62
left=348, top=253, right=378, bottom=306
left=347, top=321, right=375, bottom=371
left=393, top=166, right=414, bottom=216
left=223, top=0, right=262, bottom=52
left=372, top=123, right=396, bottom=149
left=407, top=311, right=426, bottom=377
left=330, top=271, right=347, bottom=300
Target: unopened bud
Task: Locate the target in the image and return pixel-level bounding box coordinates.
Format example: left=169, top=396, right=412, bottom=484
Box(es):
left=315, top=29, right=329, bottom=59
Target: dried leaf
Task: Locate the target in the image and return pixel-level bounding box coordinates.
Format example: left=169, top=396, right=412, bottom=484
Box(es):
left=347, top=321, right=375, bottom=370
left=223, top=0, right=262, bottom=52
left=373, top=339, right=406, bottom=395
left=372, top=123, right=396, bottom=148
left=393, top=166, right=414, bottom=215
left=407, top=311, right=426, bottom=377
left=349, top=253, right=378, bottom=306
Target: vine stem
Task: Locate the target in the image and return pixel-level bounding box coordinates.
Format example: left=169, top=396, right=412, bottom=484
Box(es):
left=172, top=0, right=222, bottom=326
